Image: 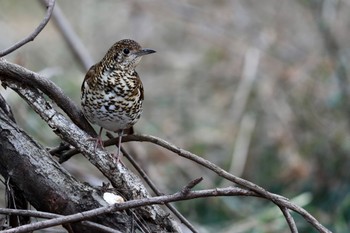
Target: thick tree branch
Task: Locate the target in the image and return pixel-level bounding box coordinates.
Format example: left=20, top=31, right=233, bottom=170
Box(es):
left=0, top=94, right=30, bottom=228
left=0, top=0, right=56, bottom=57
left=0, top=59, right=331, bottom=232
left=0, top=60, right=180, bottom=232
left=31, top=4, right=198, bottom=229
left=0, top=100, right=132, bottom=232
left=0, top=59, right=96, bottom=136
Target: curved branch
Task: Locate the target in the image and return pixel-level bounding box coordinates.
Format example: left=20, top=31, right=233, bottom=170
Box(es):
left=0, top=60, right=96, bottom=137
left=279, top=206, right=298, bottom=233
left=0, top=61, right=180, bottom=232
left=59, top=132, right=331, bottom=233
left=0, top=0, right=56, bottom=57
left=0, top=59, right=331, bottom=232
left=0, top=95, right=131, bottom=232
left=39, top=0, right=94, bottom=71
left=108, top=133, right=199, bottom=233
left=0, top=208, right=121, bottom=233
left=108, top=134, right=331, bottom=233
left=2, top=186, right=256, bottom=233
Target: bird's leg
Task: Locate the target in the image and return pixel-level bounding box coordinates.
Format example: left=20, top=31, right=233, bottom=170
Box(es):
left=96, top=127, right=104, bottom=150
left=113, top=129, right=124, bottom=163
left=87, top=127, right=104, bottom=152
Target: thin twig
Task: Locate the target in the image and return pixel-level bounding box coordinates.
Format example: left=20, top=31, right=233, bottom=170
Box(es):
left=0, top=208, right=121, bottom=233
left=0, top=0, right=56, bottom=57
left=112, top=134, right=199, bottom=233
left=59, top=132, right=331, bottom=233
left=118, top=134, right=332, bottom=233
left=0, top=186, right=256, bottom=233
left=56, top=132, right=331, bottom=233
left=0, top=60, right=331, bottom=232
left=181, top=177, right=203, bottom=196
left=40, top=0, right=94, bottom=71
left=279, top=206, right=299, bottom=233
left=81, top=221, right=122, bottom=233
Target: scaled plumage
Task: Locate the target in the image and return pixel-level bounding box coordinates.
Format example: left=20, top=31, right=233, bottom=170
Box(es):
left=81, top=39, right=155, bottom=161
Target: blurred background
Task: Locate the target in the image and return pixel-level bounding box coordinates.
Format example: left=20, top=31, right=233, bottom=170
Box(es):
left=0, top=0, right=349, bottom=232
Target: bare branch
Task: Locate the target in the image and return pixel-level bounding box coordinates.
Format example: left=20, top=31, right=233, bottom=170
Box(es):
left=111, top=133, right=199, bottom=233
left=81, top=221, right=122, bottom=233
left=0, top=97, right=132, bottom=232
left=0, top=60, right=96, bottom=136
left=0, top=208, right=59, bottom=219
left=0, top=60, right=180, bottom=232
left=59, top=132, right=331, bottom=232
left=0, top=0, right=56, bottom=57
left=1, top=186, right=255, bottom=233
left=0, top=59, right=331, bottom=232
left=117, top=134, right=332, bottom=233
left=181, top=177, right=203, bottom=196
left=279, top=206, right=298, bottom=233
left=58, top=131, right=332, bottom=233
left=0, top=208, right=120, bottom=233
left=39, top=0, right=94, bottom=71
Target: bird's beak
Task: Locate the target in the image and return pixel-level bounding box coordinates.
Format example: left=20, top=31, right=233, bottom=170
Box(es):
left=134, top=49, right=156, bottom=57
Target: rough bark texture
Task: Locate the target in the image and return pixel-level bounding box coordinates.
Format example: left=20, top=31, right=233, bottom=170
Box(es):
left=0, top=104, right=133, bottom=232
left=0, top=60, right=180, bottom=232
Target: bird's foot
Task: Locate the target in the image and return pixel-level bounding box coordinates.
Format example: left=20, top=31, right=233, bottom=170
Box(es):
left=87, top=136, right=104, bottom=152
left=112, top=152, right=122, bottom=164
left=112, top=140, right=123, bottom=164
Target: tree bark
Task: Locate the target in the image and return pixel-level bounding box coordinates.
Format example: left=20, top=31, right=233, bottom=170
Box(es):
left=0, top=98, right=134, bottom=232
left=0, top=60, right=180, bottom=232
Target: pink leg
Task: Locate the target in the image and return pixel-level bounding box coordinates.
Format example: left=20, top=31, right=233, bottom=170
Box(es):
left=88, top=127, right=104, bottom=152
left=113, top=129, right=124, bottom=163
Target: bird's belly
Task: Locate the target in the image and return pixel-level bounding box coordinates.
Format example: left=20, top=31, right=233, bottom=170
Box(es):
left=94, top=114, right=137, bottom=132
left=81, top=92, right=143, bottom=132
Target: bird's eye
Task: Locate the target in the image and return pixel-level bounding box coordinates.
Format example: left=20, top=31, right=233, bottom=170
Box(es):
left=123, top=48, right=130, bottom=55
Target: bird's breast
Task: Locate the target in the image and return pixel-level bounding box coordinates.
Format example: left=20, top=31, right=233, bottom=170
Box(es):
left=81, top=71, right=143, bottom=131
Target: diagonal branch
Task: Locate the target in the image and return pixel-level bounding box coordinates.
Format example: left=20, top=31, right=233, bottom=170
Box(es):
left=107, top=132, right=199, bottom=233
left=279, top=206, right=298, bottom=233
left=1, top=186, right=255, bottom=233
left=107, top=134, right=332, bottom=233
left=59, top=132, right=331, bottom=233
left=0, top=0, right=56, bottom=57
left=39, top=0, right=94, bottom=71
left=0, top=59, right=96, bottom=136
left=0, top=92, right=130, bottom=232
left=0, top=60, right=180, bottom=232
left=0, top=59, right=331, bottom=232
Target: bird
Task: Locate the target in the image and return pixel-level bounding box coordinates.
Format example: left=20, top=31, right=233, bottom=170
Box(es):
left=81, top=39, right=155, bottom=162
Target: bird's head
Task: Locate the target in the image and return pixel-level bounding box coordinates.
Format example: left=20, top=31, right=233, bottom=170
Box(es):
left=104, top=39, right=156, bottom=71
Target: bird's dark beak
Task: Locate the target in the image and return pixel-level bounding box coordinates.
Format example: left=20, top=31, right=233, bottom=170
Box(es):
left=135, top=49, right=156, bottom=57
